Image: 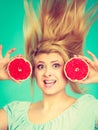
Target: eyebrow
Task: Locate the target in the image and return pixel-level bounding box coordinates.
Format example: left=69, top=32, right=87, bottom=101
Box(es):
left=36, top=60, right=60, bottom=64
left=51, top=60, right=60, bottom=63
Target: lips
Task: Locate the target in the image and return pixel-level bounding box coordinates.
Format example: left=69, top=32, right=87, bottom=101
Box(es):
left=43, top=80, right=56, bottom=88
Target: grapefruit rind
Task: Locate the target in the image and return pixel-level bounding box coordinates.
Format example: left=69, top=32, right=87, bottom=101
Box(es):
left=64, top=57, right=88, bottom=82
left=7, top=57, right=32, bottom=81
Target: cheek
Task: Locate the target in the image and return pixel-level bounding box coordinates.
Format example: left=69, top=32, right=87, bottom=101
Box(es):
left=58, top=69, right=67, bottom=82
left=35, top=70, right=43, bottom=81
left=58, top=68, right=65, bottom=77
left=60, top=70, right=68, bottom=86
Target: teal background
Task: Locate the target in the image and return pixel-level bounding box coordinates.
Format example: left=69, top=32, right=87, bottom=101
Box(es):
left=0, top=0, right=98, bottom=108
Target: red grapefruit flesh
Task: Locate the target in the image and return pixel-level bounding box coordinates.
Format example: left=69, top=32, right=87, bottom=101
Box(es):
left=64, top=57, right=88, bottom=81
left=7, top=57, right=32, bottom=81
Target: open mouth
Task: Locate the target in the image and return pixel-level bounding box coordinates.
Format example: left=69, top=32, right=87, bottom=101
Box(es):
left=43, top=80, right=56, bottom=88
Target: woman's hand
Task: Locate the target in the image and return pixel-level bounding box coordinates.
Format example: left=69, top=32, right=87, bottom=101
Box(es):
left=77, top=51, right=98, bottom=84
left=0, top=45, right=16, bottom=80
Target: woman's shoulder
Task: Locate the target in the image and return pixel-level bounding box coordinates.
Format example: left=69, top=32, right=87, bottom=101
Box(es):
left=4, top=100, right=31, bottom=107
left=77, top=94, right=97, bottom=102
left=3, top=101, right=31, bottom=114
left=74, top=94, right=98, bottom=109
left=3, top=100, right=42, bottom=113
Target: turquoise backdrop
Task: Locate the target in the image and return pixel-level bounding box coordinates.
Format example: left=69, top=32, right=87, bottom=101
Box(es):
left=0, top=0, right=98, bottom=108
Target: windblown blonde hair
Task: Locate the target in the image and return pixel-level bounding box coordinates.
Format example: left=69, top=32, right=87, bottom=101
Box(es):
left=24, top=0, right=98, bottom=94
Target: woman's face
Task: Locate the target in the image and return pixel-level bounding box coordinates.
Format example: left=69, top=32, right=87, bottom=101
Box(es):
left=34, top=53, right=67, bottom=95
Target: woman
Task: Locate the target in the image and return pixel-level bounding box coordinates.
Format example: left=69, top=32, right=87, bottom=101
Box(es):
left=0, top=0, right=98, bottom=129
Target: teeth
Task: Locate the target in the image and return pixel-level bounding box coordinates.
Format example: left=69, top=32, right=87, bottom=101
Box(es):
left=44, top=80, right=56, bottom=84
left=43, top=80, right=56, bottom=88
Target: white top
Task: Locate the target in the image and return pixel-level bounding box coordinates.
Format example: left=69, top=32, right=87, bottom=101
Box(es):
left=4, top=94, right=98, bottom=130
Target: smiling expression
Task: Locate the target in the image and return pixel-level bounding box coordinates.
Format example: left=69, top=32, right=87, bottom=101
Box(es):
left=34, top=53, right=67, bottom=95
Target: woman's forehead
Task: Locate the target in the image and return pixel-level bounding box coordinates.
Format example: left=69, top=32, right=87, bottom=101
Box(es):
left=34, top=53, right=64, bottom=64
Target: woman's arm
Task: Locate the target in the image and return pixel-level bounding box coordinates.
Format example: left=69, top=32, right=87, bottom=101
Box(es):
left=0, top=109, right=8, bottom=130
left=0, top=45, right=15, bottom=129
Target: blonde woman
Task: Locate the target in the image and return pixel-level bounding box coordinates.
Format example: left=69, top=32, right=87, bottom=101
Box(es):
left=0, top=0, right=98, bottom=129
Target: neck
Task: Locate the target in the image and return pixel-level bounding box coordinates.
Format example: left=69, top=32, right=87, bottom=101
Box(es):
left=41, top=91, right=70, bottom=111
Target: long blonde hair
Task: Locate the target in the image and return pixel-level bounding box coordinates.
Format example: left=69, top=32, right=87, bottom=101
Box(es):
left=23, top=0, right=98, bottom=94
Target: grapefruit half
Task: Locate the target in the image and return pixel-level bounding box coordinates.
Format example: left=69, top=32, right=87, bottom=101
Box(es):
left=7, top=57, right=32, bottom=81
left=64, top=57, right=88, bottom=82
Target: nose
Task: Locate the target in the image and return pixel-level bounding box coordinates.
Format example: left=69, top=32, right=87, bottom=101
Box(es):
left=44, top=67, right=52, bottom=77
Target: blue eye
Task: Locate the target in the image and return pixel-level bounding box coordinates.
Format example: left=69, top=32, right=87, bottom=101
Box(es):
left=37, top=64, right=45, bottom=70
left=52, top=63, right=61, bottom=69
